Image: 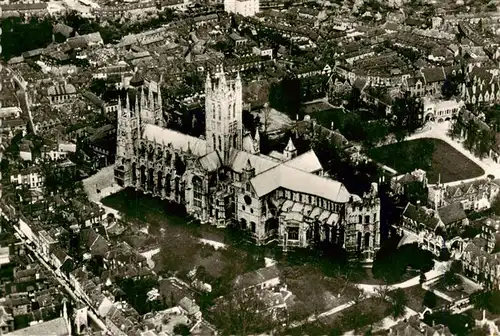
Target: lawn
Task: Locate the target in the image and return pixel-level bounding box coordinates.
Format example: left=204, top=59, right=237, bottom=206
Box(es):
left=389, top=285, right=447, bottom=313
left=368, top=138, right=484, bottom=183
left=285, top=297, right=392, bottom=335
left=102, top=188, right=265, bottom=280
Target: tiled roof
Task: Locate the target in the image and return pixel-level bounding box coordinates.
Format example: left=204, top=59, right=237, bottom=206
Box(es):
left=232, top=265, right=280, bottom=290
left=7, top=316, right=69, bottom=336
left=250, top=164, right=351, bottom=203
left=402, top=203, right=440, bottom=229
left=142, top=124, right=208, bottom=157
left=438, top=202, right=467, bottom=226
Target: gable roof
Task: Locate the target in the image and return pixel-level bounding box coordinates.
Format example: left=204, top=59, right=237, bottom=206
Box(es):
left=228, top=149, right=279, bottom=175
left=284, top=149, right=322, bottom=173
left=402, top=203, right=440, bottom=229
left=438, top=202, right=467, bottom=226
left=232, top=265, right=280, bottom=290
left=142, top=124, right=208, bottom=157
left=250, top=164, right=350, bottom=203
left=8, top=317, right=69, bottom=336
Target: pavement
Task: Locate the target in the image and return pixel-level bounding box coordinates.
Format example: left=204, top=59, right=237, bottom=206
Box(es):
left=406, top=121, right=500, bottom=186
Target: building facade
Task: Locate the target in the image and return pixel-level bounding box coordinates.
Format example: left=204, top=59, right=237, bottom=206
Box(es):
left=114, top=66, right=380, bottom=260
left=224, top=0, right=259, bottom=17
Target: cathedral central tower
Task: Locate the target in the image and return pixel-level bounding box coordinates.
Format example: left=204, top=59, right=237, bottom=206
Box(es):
left=205, top=66, right=243, bottom=160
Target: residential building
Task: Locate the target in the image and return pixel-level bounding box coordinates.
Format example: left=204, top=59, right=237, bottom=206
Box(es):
left=47, top=84, right=77, bottom=105
left=422, top=97, right=464, bottom=122
left=225, top=0, right=259, bottom=17
left=10, top=167, right=44, bottom=189
left=429, top=178, right=500, bottom=212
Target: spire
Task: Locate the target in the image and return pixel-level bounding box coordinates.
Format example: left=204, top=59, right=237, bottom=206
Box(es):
left=141, top=86, right=145, bottom=108
left=244, top=158, right=253, bottom=171
left=148, top=84, right=154, bottom=110
left=206, top=71, right=212, bottom=90
left=285, top=137, right=296, bottom=152
left=126, top=91, right=130, bottom=111
left=254, top=129, right=260, bottom=141
left=219, top=64, right=227, bottom=89
left=134, top=91, right=139, bottom=115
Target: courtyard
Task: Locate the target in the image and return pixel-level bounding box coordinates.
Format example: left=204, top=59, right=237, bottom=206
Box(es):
left=368, top=138, right=484, bottom=184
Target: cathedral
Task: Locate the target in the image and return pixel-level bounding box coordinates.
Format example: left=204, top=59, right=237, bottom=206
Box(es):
left=114, top=66, right=381, bottom=260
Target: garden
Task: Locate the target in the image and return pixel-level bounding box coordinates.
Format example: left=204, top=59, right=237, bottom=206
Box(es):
left=368, top=138, right=484, bottom=183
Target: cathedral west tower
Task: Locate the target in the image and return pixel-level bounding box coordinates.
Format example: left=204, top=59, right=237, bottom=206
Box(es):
left=205, top=66, right=243, bottom=161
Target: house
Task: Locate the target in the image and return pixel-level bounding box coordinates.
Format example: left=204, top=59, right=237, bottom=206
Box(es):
left=10, top=167, right=44, bottom=189
left=81, top=228, right=109, bottom=257
left=231, top=265, right=280, bottom=291
left=388, top=314, right=452, bottom=335
left=1, top=3, right=48, bottom=17
left=52, top=23, right=74, bottom=38
left=224, top=0, right=259, bottom=17
left=178, top=297, right=202, bottom=321
left=429, top=178, right=500, bottom=212
left=252, top=45, right=273, bottom=59
left=66, top=32, right=104, bottom=50
left=47, top=84, right=77, bottom=105
left=437, top=202, right=468, bottom=228
left=7, top=316, right=71, bottom=336
left=397, top=203, right=444, bottom=256
left=462, top=237, right=500, bottom=290
left=421, top=97, right=464, bottom=122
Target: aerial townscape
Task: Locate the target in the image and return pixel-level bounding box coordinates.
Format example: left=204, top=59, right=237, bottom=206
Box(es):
left=5, top=0, right=500, bottom=335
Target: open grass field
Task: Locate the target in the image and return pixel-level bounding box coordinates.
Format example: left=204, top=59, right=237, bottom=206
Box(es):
left=368, top=138, right=484, bottom=183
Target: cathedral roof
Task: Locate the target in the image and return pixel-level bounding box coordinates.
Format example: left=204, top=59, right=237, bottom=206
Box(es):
left=228, top=149, right=279, bottom=175
left=284, top=149, right=322, bottom=173
left=198, top=151, right=221, bottom=172
left=250, top=164, right=350, bottom=203
left=142, top=124, right=208, bottom=157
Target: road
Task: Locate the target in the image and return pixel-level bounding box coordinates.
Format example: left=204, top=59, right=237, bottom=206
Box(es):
left=286, top=260, right=448, bottom=331
left=4, top=66, right=36, bottom=135
left=6, top=220, right=109, bottom=333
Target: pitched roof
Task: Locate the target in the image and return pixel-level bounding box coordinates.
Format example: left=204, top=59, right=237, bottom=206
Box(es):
left=438, top=202, right=467, bottom=226
left=421, top=67, right=446, bottom=83
left=142, top=124, right=208, bottom=157
left=228, top=149, right=279, bottom=175
left=250, top=164, right=351, bottom=203
left=232, top=265, right=280, bottom=290
left=284, top=149, right=322, bottom=173
left=402, top=203, right=440, bottom=229
left=7, top=317, right=69, bottom=336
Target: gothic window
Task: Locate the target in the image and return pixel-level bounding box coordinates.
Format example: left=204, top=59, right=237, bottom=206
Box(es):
left=218, top=136, right=222, bottom=151
left=165, top=174, right=171, bottom=196
left=365, top=232, right=370, bottom=249
left=147, top=145, right=154, bottom=161
left=233, top=135, right=237, bottom=148
left=373, top=213, right=377, bottom=222
left=233, top=104, right=236, bottom=118
left=193, top=176, right=203, bottom=208
left=218, top=105, right=221, bottom=120
left=358, top=215, right=362, bottom=224
left=213, top=134, right=216, bottom=149
left=250, top=221, right=256, bottom=233
left=288, top=227, right=299, bottom=240
left=365, top=215, right=370, bottom=224
left=165, top=151, right=172, bottom=166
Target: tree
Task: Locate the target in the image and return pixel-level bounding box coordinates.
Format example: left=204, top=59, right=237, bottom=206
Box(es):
left=470, top=290, right=500, bottom=314
left=419, top=272, right=427, bottom=285
left=423, top=290, right=437, bottom=308
left=173, top=323, right=191, bottom=335
left=441, top=73, right=462, bottom=99
left=391, top=93, right=424, bottom=141
left=268, top=75, right=302, bottom=119
left=211, top=289, right=277, bottom=335
left=390, top=288, right=407, bottom=318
